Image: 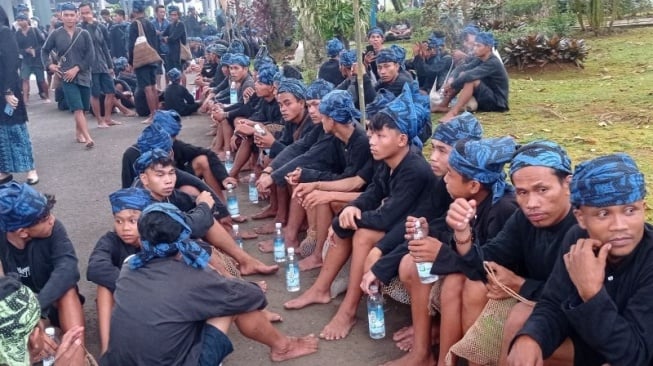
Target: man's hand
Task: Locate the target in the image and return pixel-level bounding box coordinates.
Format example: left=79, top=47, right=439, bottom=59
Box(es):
left=507, top=335, right=545, bottom=366
left=446, top=198, right=477, bottom=233
left=285, top=168, right=301, bottom=186
left=48, top=64, right=61, bottom=76
left=564, top=238, right=609, bottom=302
left=243, top=87, right=255, bottom=103
left=256, top=173, right=274, bottom=194
left=54, top=325, right=85, bottom=364
left=293, top=182, right=318, bottom=200
left=485, top=261, right=525, bottom=300
left=254, top=128, right=275, bottom=149
left=412, top=43, right=422, bottom=59
left=195, top=191, right=215, bottom=209
left=235, top=123, right=255, bottom=136
left=339, top=206, right=362, bottom=230
left=364, top=51, right=376, bottom=66
left=222, top=177, right=238, bottom=188
left=404, top=216, right=429, bottom=240
left=63, top=65, right=80, bottom=82
left=360, top=270, right=380, bottom=295
left=212, top=109, right=226, bottom=121
left=408, top=236, right=442, bottom=264
left=300, top=190, right=332, bottom=209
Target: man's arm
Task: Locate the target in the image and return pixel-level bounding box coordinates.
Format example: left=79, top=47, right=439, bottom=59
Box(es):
left=40, top=30, right=56, bottom=70
left=173, top=140, right=229, bottom=185
left=86, top=233, right=123, bottom=292
left=100, top=25, right=114, bottom=70
left=451, top=57, right=499, bottom=90
left=37, top=221, right=80, bottom=311
left=79, top=30, right=95, bottom=72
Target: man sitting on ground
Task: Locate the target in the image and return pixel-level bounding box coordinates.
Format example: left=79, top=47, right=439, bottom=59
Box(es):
left=164, top=68, right=200, bottom=116
left=508, top=154, right=653, bottom=366
left=318, top=38, right=345, bottom=87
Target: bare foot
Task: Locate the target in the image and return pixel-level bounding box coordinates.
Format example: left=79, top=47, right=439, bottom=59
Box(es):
left=141, top=116, right=153, bottom=124
left=252, top=206, right=276, bottom=220
left=284, top=287, right=331, bottom=310
left=123, top=111, right=137, bottom=117
left=107, top=119, right=123, bottom=126
left=262, top=309, right=283, bottom=323
left=232, top=215, right=248, bottom=223
left=254, top=222, right=277, bottom=235
left=380, top=352, right=437, bottom=366
left=239, top=259, right=279, bottom=276
left=393, top=325, right=414, bottom=352
left=257, top=239, right=273, bottom=253
left=97, top=122, right=110, bottom=128
left=269, top=335, right=319, bottom=362
left=319, top=312, right=357, bottom=341
left=85, top=140, right=95, bottom=149
left=257, top=280, right=267, bottom=292
left=299, top=255, right=322, bottom=271
left=241, top=230, right=258, bottom=240
left=75, top=136, right=86, bottom=144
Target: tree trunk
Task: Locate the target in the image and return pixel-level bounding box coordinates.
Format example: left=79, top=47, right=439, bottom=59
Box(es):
left=391, top=0, right=405, bottom=12
left=299, top=14, right=326, bottom=77
left=268, top=0, right=293, bottom=51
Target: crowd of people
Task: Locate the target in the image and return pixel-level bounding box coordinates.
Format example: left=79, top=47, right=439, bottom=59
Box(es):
left=1, top=2, right=652, bottom=366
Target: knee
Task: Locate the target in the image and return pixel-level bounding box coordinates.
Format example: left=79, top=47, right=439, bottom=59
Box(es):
left=440, top=274, right=465, bottom=304
left=398, top=254, right=417, bottom=283
left=179, top=185, right=201, bottom=196
left=353, top=228, right=382, bottom=246
left=462, top=279, right=487, bottom=308
left=192, top=155, right=209, bottom=173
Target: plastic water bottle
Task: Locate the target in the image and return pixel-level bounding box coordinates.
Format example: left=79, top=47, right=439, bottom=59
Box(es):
left=286, top=247, right=300, bottom=292
left=42, top=327, right=57, bottom=366
left=414, top=221, right=439, bottom=284
left=367, top=285, right=386, bottom=339
left=229, top=81, right=238, bottom=104
left=233, top=224, right=243, bottom=248
left=226, top=184, right=239, bottom=218
left=273, top=222, right=286, bottom=263
left=248, top=173, right=259, bottom=204
left=225, top=151, right=233, bottom=173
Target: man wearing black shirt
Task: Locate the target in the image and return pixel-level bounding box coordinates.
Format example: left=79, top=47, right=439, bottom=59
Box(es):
left=374, top=48, right=414, bottom=97
left=108, top=9, right=129, bottom=59
left=15, top=14, right=48, bottom=102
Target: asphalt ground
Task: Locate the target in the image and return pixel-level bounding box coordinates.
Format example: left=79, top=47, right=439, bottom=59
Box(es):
left=22, top=92, right=412, bottom=365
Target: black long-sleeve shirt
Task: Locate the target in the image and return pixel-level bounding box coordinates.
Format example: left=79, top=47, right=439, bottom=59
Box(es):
left=337, top=74, right=376, bottom=110
left=41, top=27, right=95, bottom=87
left=318, top=58, right=345, bottom=87
left=347, top=151, right=435, bottom=232
left=270, top=126, right=325, bottom=182
left=413, top=53, right=453, bottom=91
left=451, top=53, right=509, bottom=111
left=109, top=21, right=129, bottom=59
left=0, top=220, right=80, bottom=312
left=249, top=97, right=282, bottom=124
left=161, top=21, right=186, bottom=65
left=80, top=21, right=113, bottom=73
left=164, top=84, right=196, bottom=115
left=223, top=74, right=259, bottom=121
left=128, top=18, right=158, bottom=67
left=434, top=208, right=577, bottom=301
left=172, top=139, right=229, bottom=188
left=0, top=26, right=28, bottom=125
left=515, top=224, right=653, bottom=366
left=15, top=26, right=45, bottom=68
left=375, top=71, right=414, bottom=97
left=269, top=111, right=315, bottom=159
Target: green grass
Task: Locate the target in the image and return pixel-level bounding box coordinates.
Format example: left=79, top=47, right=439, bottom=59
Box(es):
left=424, top=28, right=653, bottom=217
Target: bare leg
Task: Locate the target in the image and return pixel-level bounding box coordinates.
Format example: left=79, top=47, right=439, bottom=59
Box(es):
left=96, top=286, right=114, bottom=354
left=73, top=110, right=94, bottom=148
left=142, top=85, right=158, bottom=124
left=55, top=287, right=86, bottom=366
left=284, top=234, right=353, bottom=310
left=191, top=155, right=225, bottom=201
left=203, top=221, right=279, bottom=275
left=440, top=80, right=480, bottom=122
left=222, top=120, right=234, bottom=154
left=114, top=97, right=136, bottom=116
left=103, top=94, right=122, bottom=125
left=234, top=310, right=319, bottom=362
left=382, top=254, right=436, bottom=365
left=22, top=79, right=30, bottom=104
left=299, top=204, right=329, bottom=271
left=91, top=96, right=109, bottom=127
left=438, top=274, right=466, bottom=366
left=284, top=196, right=305, bottom=249
left=211, top=121, right=225, bottom=154
left=230, top=141, right=252, bottom=178
left=319, top=229, right=384, bottom=341
left=461, top=278, right=489, bottom=333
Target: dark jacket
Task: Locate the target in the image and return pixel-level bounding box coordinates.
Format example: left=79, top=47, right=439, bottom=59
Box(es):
left=41, top=27, right=95, bottom=87
left=0, top=26, right=28, bottom=125
left=128, top=18, right=159, bottom=67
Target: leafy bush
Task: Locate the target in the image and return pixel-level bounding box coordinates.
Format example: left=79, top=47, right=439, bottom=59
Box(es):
left=377, top=8, right=424, bottom=35
left=502, top=34, right=590, bottom=69
left=504, top=0, right=544, bottom=17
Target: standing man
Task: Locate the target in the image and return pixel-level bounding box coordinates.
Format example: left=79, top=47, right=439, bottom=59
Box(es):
left=152, top=5, right=169, bottom=85
left=79, top=3, right=120, bottom=129
left=184, top=6, right=201, bottom=38
left=129, top=0, right=160, bottom=124
left=162, top=5, right=186, bottom=81
left=15, top=14, right=49, bottom=103
left=109, top=9, right=129, bottom=59
left=41, top=2, right=95, bottom=149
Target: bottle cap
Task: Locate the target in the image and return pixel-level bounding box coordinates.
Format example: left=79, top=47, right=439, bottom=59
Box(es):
left=275, top=222, right=282, bottom=229
left=250, top=173, right=256, bottom=178
left=287, top=247, right=294, bottom=255
left=369, top=284, right=379, bottom=293
left=227, top=183, right=233, bottom=189
left=45, top=327, right=55, bottom=336
left=232, top=224, right=239, bottom=231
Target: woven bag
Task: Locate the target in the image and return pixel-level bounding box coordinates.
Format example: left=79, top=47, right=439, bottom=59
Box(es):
left=180, top=42, right=192, bottom=62
left=445, top=262, right=535, bottom=366
left=132, top=20, right=162, bottom=69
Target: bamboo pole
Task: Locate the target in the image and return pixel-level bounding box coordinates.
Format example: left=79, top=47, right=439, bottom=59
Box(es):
left=353, top=0, right=367, bottom=123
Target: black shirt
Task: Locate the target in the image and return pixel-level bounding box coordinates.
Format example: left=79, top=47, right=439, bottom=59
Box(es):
left=128, top=18, right=159, bottom=67
left=15, top=26, right=45, bottom=67
left=318, top=58, right=345, bottom=87
left=451, top=54, right=509, bottom=111
left=164, top=83, right=196, bottom=114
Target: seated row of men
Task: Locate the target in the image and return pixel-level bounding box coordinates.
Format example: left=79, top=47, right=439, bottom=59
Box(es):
left=1, top=77, right=652, bottom=365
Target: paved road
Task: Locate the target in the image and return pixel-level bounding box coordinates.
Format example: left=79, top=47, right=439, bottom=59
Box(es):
left=23, top=96, right=412, bottom=365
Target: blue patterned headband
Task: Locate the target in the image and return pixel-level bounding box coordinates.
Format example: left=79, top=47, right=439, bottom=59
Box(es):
left=339, top=49, right=357, bottom=67
left=257, top=65, right=277, bottom=86
left=133, top=148, right=171, bottom=175
left=129, top=203, right=210, bottom=269
left=137, top=124, right=172, bottom=153
left=449, top=137, right=516, bottom=204
left=277, top=78, right=307, bottom=101
left=306, top=79, right=334, bottom=101
left=319, top=90, right=361, bottom=124
left=153, top=110, right=182, bottom=137
left=509, top=140, right=572, bottom=176
left=326, top=38, right=344, bottom=58
left=432, top=111, right=483, bottom=146
left=109, top=188, right=152, bottom=214
left=0, top=182, right=47, bottom=232
left=571, top=153, right=646, bottom=208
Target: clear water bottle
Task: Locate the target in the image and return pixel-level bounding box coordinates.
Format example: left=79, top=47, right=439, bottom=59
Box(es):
left=367, top=285, right=386, bottom=339
left=273, top=222, right=286, bottom=263
left=42, top=327, right=57, bottom=366
left=229, top=81, right=238, bottom=104
left=226, top=184, right=239, bottom=218
left=286, top=247, right=300, bottom=292
left=248, top=173, right=259, bottom=204
left=414, top=221, right=439, bottom=284
left=225, top=151, right=234, bottom=173
left=233, top=224, right=243, bottom=248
